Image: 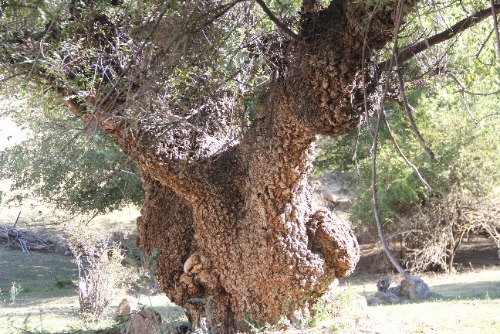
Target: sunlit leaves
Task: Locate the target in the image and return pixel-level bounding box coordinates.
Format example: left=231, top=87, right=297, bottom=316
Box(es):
left=0, top=85, right=143, bottom=214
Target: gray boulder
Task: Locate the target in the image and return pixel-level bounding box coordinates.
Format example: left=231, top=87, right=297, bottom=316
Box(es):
left=371, top=275, right=432, bottom=305
left=399, top=276, right=431, bottom=300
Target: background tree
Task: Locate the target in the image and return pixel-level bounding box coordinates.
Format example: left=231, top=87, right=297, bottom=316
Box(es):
left=0, top=87, right=143, bottom=214
left=1, top=0, right=499, bottom=331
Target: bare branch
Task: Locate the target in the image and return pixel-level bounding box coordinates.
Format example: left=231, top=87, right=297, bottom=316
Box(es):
left=203, top=0, right=247, bottom=27
left=396, top=70, right=436, bottom=160
left=477, top=112, right=500, bottom=124
left=0, top=72, right=22, bottom=83
left=378, top=3, right=500, bottom=71
left=94, top=1, right=171, bottom=112
left=372, top=0, right=410, bottom=280
left=447, top=72, right=478, bottom=125
left=475, top=28, right=495, bottom=59
left=453, top=88, right=500, bottom=96
left=491, top=0, right=500, bottom=60
left=353, top=120, right=363, bottom=178
left=382, top=111, right=432, bottom=191
left=254, top=0, right=306, bottom=43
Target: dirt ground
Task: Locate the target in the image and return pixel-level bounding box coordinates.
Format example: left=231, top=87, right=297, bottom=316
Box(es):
left=353, top=237, right=499, bottom=276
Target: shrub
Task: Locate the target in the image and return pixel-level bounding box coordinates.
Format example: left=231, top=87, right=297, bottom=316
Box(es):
left=66, top=225, right=135, bottom=323
left=309, top=286, right=368, bottom=331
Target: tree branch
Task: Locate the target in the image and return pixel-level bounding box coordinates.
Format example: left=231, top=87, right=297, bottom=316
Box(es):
left=382, top=111, right=432, bottom=191
left=395, top=70, right=436, bottom=161
left=254, top=0, right=306, bottom=43
left=372, top=0, right=410, bottom=281
left=0, top=72, right=22, bottom=83
left=447, top=72, right=478, bottom=125
left=491, top=0, right=500, bottom=60
left=378, top=3, right=500, bottom=71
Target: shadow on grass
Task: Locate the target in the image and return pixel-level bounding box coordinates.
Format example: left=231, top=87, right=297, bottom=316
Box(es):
left=2, top=303, right=188, bottom=334
left=0, top=248, right=77, bottom=286
left=0, top=248, right=78, bottom=310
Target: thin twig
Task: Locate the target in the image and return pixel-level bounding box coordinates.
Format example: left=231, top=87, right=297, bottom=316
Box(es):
left=13, top=211, right=21, bottom=228
left=448, top=71, right=500, bottom=96
left=447, top=72, right=480, bottom=125
left=395, top=70, right=436, bottom=160
left=491, top=0, right=500, bottom=60
left=0, top=72, right=22, bottom=83
left=476, top=112, right=500, bottom=124
left=382, top=111, right=432, bottom=191
left=454, top=88, right=500, bottom=97
left=353, top=120, right=363, bottom=178
left=475, top=28, right=495, bottom=59
left=372, top=0, right=410, bottom=280
left=93, top=1, right=172, bottom=112
left=26, top=14, right=59, bottom=79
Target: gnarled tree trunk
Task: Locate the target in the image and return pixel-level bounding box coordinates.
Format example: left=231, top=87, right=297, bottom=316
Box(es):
left=135, top=113, right=360, bottom=331
left=127, top=2, right=395, bottom=331
left=4, top=0, right=498, bottom=331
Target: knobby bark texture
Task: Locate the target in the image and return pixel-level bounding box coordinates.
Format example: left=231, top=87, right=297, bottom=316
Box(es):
left=68, top=1, right=395, bottom=332
left=130, top=2, right=396, bottom=331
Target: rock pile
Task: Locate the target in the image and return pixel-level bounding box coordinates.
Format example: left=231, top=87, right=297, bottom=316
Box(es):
left=371, top=276, right=435, bottom=305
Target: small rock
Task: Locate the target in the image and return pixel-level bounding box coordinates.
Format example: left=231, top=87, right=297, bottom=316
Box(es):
left=373, top=291, right=400, bottom=304
left=399, top=276, right=430, bottom=300
left=117, top=297, right=138, bottom=316
left=371, top=275, right=432, bottom=304
left=121, top=309, right=162, bottom=334
left=176, top=324, right=189, bottom=334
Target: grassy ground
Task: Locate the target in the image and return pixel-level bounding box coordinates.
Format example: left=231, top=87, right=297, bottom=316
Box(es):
left=335, top=269, right=500, bottom=334
left=0, top=247, right=186, bottom=334
left=1, top=242, right=498, bottom=333
left=0, top=195, right=186, bottom=334
left=0, top=186, right=498, bottom=333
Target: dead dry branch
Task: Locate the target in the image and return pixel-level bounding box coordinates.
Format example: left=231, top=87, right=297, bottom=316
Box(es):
left=401, top=196, right=500, bottom=273
left=0, top=225, right=53, bottom=253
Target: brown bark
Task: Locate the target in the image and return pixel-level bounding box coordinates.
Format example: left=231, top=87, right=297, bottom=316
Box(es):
left=134, top=109, right=361, bottom=331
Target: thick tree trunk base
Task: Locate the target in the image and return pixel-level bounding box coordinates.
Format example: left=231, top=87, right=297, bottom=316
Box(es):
left=136, top=169, right=359, bottom=332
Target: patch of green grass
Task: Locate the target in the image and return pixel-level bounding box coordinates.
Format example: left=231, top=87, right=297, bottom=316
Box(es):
left=336, top=267, right=500, bottom=333
left=0, top=247, right=186, bottom=334
left=0, top=248, right=77, bottom=301
left=0, top=248, right=80, bottom=333
left=360, top=299, right=499, bottom=333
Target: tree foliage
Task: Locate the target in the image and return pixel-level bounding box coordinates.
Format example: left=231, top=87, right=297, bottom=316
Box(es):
left=0, top=87, right=143, bottom=214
